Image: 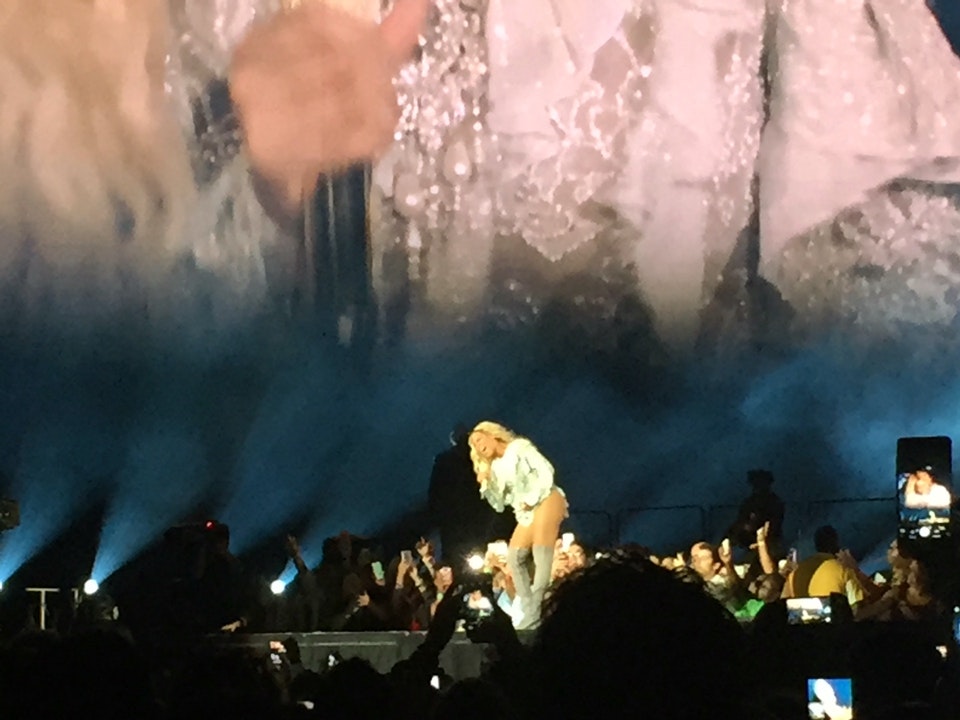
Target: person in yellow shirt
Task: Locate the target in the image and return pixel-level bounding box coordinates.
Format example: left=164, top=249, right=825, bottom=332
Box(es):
left=782, top=525, right=864, bottom=610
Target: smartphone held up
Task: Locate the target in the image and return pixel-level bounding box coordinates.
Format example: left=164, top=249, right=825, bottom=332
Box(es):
left=807, top=678, right=853, bottom=720
left=896, top=436, right=953, bottom=541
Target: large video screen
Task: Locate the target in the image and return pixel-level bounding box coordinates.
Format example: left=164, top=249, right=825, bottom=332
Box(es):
left=1, top=1, right=960, bottom=586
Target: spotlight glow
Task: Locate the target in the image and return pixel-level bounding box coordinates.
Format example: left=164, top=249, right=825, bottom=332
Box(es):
left=83, top=578, right=99, bottom=596
left=277, top=558, right=299, bottom=585
left=0, top=451, right=96, bottom=585
left=217, top=373, right=348, bottom=556
left=270, top=579, right=286, bottom=595
left=467, top=553, right=485, bottom=571
left=90, top=431, right=207, bottom=585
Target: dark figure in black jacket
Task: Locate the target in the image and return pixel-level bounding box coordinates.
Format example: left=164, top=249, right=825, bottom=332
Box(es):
left=428, top=424, right=514, bottom=565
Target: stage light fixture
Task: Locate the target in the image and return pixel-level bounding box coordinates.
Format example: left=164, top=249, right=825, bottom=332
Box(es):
left=0, top=498, right=19, bottom=531
left=83, top=578, right=99, bottom=596
left=466, top=553, right=485, bottom=572
left=0, top=580, right=4, bottom=592
left=270, top=579, right=286, bottom=595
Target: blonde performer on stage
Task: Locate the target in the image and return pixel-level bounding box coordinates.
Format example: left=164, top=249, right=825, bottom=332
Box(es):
left=468, top=421, right=568, bottom=629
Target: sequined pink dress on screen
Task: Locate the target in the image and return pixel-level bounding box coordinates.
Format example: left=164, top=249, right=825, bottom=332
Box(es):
left=760, top=0, right=960, bottom=342
left=375, top=0, right=767, bottom=349
left=391, top=0, right=960, bottom=348
left=173, top=0, right=960, bottom=350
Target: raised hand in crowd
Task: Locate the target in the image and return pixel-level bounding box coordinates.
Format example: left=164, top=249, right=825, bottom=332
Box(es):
left=396, top=556, right=412, bottom=586
left=780, top=552, right=798, bottom=578
left=395, top=553, right=430, bottom=601
left=835, top=548, right=857, bottom=570
left=485, top=542, right=509, bottom=573
left=408, top=564, right=431, bottom=597
left=431, top=566, right=454, bottom=617
left=754, top=522, right=776, bottom=575
left=286, top=533, right=310, bottom=573
left=755, top=521, right=768, bottom=546
left=836, top=548, right=885, bottom=601
left=285, top=534, right=300, bottom=558
left=718, top=537, right=734, bottom=571
left=436, top=566, right=453, bottom=595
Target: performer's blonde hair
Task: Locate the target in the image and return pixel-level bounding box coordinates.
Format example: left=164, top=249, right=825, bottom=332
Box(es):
left=469, top=421, right=517, bottom=479
left=0, top=0, right=192, bottom=296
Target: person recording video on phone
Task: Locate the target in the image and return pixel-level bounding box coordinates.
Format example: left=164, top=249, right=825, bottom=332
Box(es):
left=468, top=421, right=568, bottom=630
left=902, top=467, right=952, bottom=509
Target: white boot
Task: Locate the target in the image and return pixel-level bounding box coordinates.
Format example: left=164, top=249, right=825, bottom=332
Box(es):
left=515, top=544, right=554, bottom=630
left=507, top=546, right=532, bottom=629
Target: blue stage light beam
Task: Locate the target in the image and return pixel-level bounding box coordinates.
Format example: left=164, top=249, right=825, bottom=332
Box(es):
left=90, top=429, right=207, bottom=583
left=0, top=423, right=113, bottom=584
left=217, top=360, right=353, bottom=555
left=0, top=472, right=77, bottom=584
left=277, top=558, right=298, bottom=585
left=294, top=348, right=524, bottom=566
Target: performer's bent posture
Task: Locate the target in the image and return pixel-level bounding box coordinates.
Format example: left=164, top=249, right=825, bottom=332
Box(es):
left=468, top=421, right=567, bottom=629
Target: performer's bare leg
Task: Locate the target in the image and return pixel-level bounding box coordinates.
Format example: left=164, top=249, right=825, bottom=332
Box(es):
left=515, top=489, right=568, bottom=629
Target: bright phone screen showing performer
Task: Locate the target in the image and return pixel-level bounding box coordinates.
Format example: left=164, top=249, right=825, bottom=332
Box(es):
left=807, top=678, right=853, bottom=720
left=462, top=590, right=494, bottom=622
left=786, top=597, right=832, bottom=625
left=897, top=436, right=953, bottom=541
